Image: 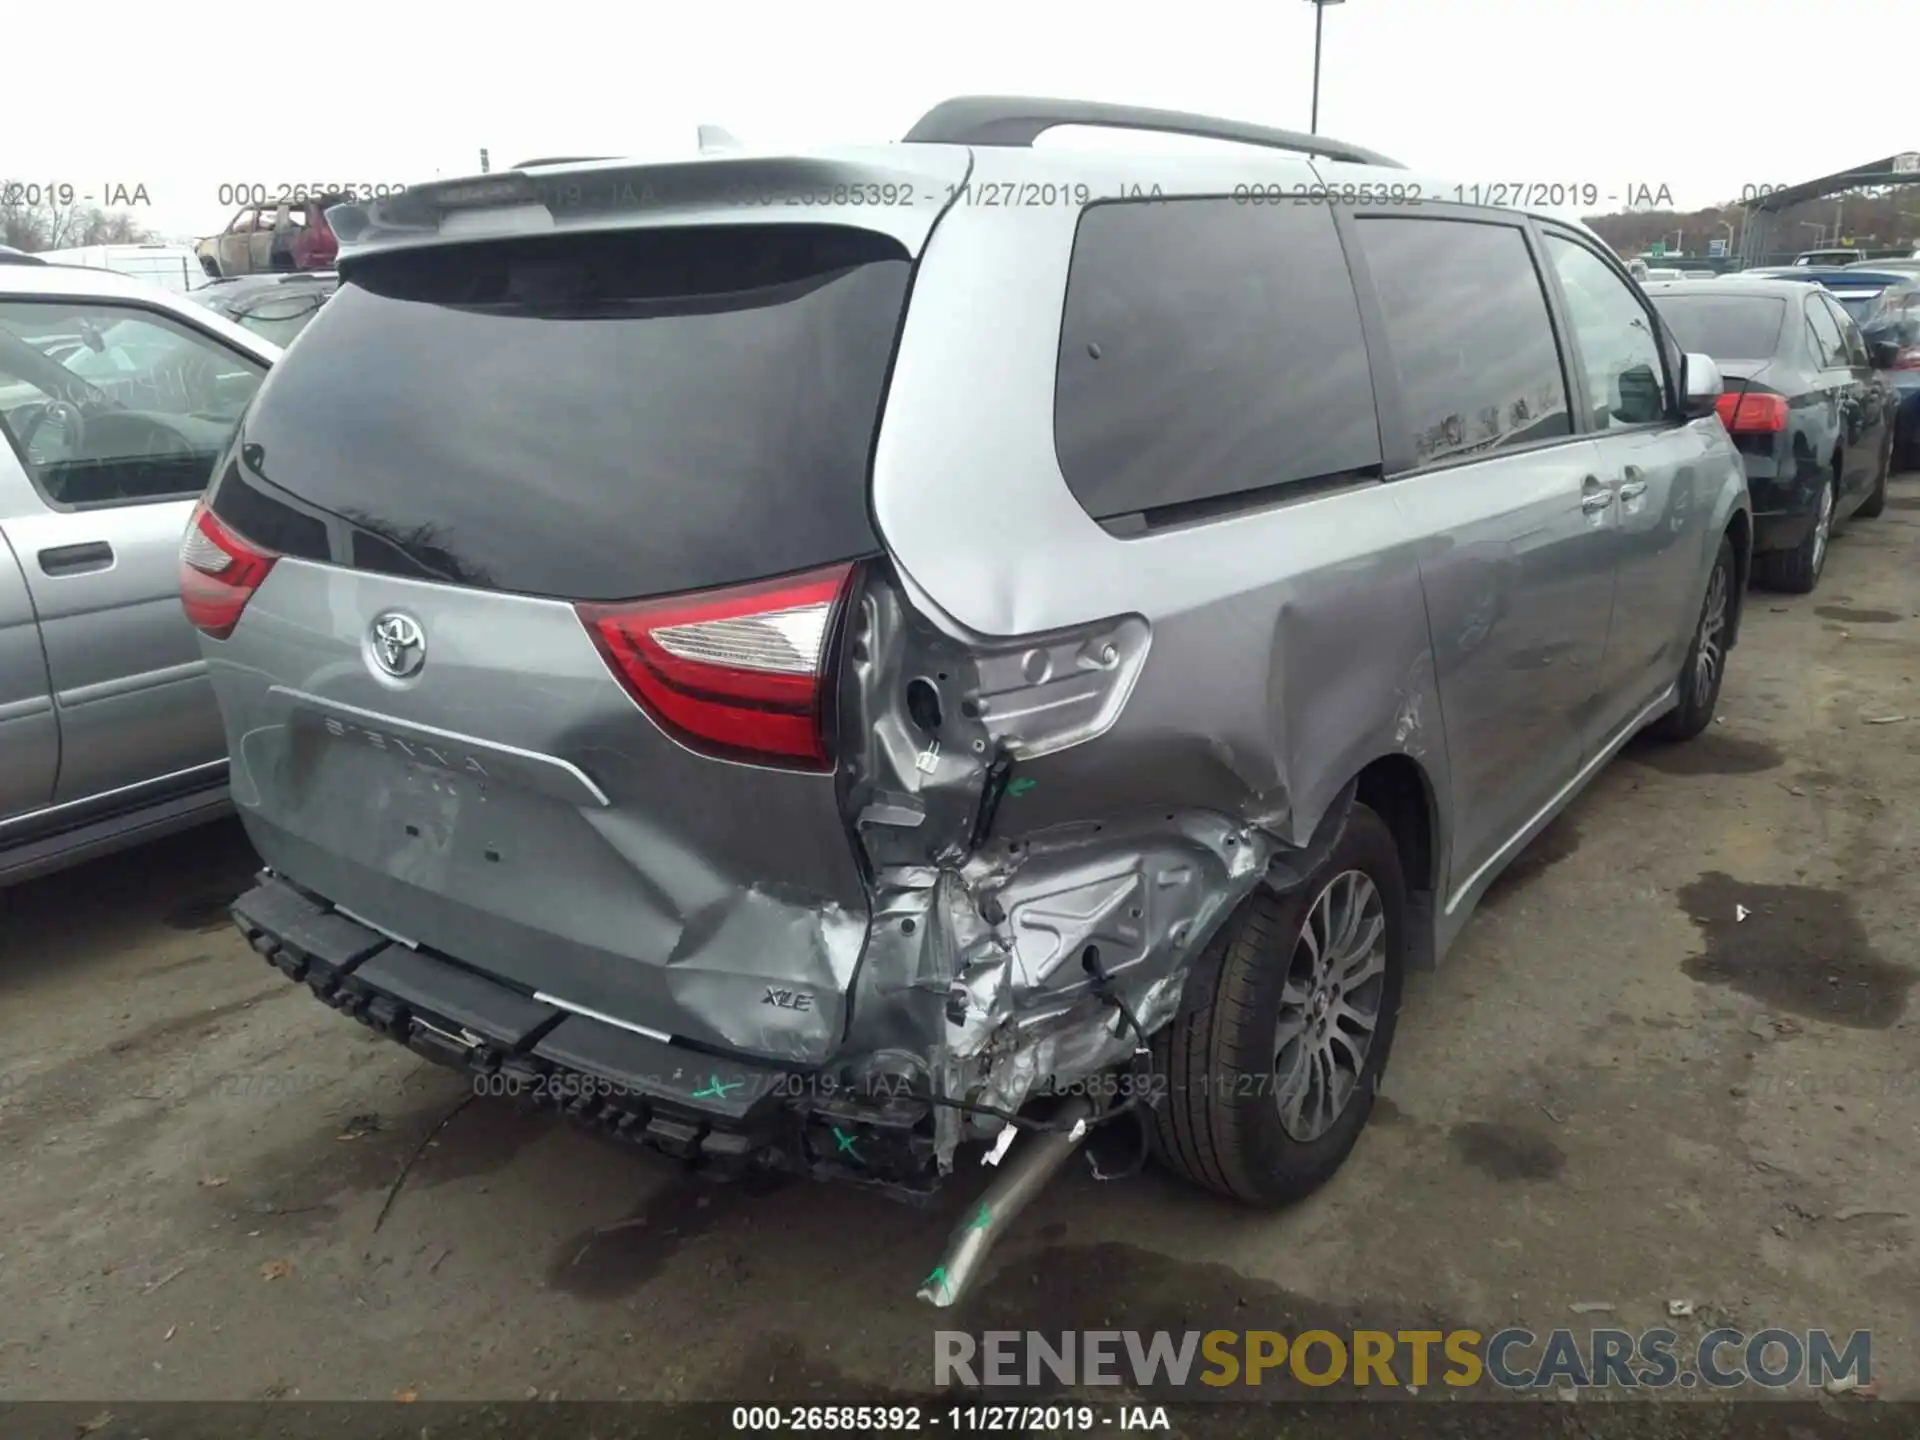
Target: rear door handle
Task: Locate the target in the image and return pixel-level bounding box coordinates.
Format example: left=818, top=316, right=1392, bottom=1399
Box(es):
left=38, top=541, right=114, bottom=576
left=1618, top=466, right=1648, bottom=501
left=1580, top=477, right=1614, bottom=514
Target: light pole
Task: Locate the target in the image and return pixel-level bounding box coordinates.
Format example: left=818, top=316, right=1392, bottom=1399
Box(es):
left=1304, top=0, right=1346, bottom=135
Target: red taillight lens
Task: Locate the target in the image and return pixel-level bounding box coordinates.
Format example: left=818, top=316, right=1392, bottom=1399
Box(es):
left=1714, top=391, right=1788, bottom=433
left=1893, top=346, right=1920, bottom=370
left=577, top=562, right=856, bottom=771
left=179, top=497, right=278, bottom=639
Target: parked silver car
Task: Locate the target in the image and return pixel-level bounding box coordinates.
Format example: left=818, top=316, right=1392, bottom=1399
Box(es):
left=194, top=99, right=1751, bottom=1300
left=1, top=262, right=277, bottom=884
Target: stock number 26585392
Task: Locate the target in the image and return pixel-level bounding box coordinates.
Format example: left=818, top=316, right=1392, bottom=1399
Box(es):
left=216, top=182, right=407, bottom=206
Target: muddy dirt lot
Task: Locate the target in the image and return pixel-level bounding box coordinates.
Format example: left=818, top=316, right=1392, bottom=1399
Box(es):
left=2, top=479, right=1917, bottom=1416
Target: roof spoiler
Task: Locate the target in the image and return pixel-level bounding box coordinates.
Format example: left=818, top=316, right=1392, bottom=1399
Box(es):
left=902, top=95, right=1405, bottom=170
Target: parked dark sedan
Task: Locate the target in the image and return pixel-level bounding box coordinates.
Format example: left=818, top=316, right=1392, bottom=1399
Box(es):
left=1855, top=279, right=1920, bottom=470
left=1647, top=277, right=1899, bottom=593
left=1738, top=266, right=1913, bottom=326
left=185, top=271, right=337, bottom=347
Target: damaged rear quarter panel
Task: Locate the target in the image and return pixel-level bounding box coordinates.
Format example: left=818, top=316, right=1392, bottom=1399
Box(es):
left=830, top=170, right=1451, bottom=1161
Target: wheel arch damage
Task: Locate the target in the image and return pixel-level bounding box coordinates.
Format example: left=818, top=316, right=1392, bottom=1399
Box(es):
left=814, top=560, right=1446, bottom=1187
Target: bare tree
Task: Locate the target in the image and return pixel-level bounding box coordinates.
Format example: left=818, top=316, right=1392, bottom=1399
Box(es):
left=1, top=182, right=157, bottom=251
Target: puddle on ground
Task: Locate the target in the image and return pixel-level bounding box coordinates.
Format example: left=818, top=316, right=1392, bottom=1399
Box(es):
left=1815, top=605, right=1900, bottom=624
left=1480, top=817, right=1581, bottom=907
left=709, top=1241, right=1474, bottom=1403
left=1624, top=731, right=1782, bottom=776
left=1677, top=873, right=1913, bottom=1029
left=1370, top=1093, right=1408, bottom=1125
left=1449, top=1121, right=1565, bottom=1181
left=547, top=1171, right=792, bottom=1299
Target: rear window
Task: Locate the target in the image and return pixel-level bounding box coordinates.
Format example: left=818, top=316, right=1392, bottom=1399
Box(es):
left=1648, top=294, right=1786, bottom=362
left=1054, top=198, right=1380, bottom=524
left=211, top=224, right=908, bottom=601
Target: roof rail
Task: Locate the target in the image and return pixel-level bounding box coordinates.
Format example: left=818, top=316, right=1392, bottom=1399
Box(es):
left=902, top=95, right=1405, bottom=170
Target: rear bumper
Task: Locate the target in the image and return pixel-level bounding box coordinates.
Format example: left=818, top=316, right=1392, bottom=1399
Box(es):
left=231, top=874, right=940, bottom=1195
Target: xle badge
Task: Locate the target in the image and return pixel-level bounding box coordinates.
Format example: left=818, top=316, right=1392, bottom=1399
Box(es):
left=762, top=987, right=814, bottom=1012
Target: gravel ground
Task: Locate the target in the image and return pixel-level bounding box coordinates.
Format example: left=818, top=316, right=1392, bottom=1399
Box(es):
left=2, top=475, right=1916, bottom=1429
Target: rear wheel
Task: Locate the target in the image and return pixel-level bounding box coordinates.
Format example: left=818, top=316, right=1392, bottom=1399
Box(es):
left=1856, top=429, right=1893, bottom=519
left=1650, top=535, right=1735, bottom=742
left=1756, top=469, right=1835, bottom=594
left=1151, top=803, right=1405, bottom=1205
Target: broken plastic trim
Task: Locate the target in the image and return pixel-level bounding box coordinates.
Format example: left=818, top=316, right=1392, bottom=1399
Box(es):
left=822, top=569, right=1338, bottom=1197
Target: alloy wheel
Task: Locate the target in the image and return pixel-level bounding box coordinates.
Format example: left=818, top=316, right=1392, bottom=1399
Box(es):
left=1811, top=482, right=1833, bottom=576
left=1694, top=561, right=1729, bottom=701
left=1273, top=870, right=1387, bottom=1143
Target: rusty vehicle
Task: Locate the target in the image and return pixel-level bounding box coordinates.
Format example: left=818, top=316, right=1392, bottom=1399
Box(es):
left=194, top=197, right=342, bottom=279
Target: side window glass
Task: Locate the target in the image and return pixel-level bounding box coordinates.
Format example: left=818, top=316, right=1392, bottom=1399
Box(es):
left=1806, top=299, right=1848, bottom=369
left=1826, top=297, right=1869, bottom=367
left=228, top=209, right=258, bottom=234
left=0, top=302, right=267, bottom=509
left=1055, top=197, right=1381, bottom=521
left=1544, top=236, right=1668, bottom=429
left=1354, top=216, right=1572, bottom=465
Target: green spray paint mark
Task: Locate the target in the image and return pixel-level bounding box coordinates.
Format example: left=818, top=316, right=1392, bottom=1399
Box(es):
left=832, top=1126, right=862, bottom=1161
left=969, top=1201, right=993, bottom=1231
left=691, top=1075, right=742, bottom=1100
left=1005, top=778, right=1037, bottom=797
left=921, top=1266, right=950, bottom=1298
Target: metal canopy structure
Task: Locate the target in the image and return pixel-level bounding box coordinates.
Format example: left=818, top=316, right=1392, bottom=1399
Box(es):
left=1737, top=151, right=1920, bottom=267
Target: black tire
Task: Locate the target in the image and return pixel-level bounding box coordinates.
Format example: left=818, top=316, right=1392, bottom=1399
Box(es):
left=1650, top=534, right=1736, bottom=742
left=1150, top=803, right=1405, bottom=1205
left=1755, top=467, right=1836, bottom=594
left=1856, top=429, right=1892, bottom=519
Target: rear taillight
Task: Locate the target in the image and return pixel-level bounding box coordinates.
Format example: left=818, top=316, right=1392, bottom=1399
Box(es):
left=577, top=562, right=856, bottom=771
left=1893, top=346, right=1920, bottom=370
left=1714, top=391, right=1788, bottom=433
left=179, top=496, right=278, bottom=639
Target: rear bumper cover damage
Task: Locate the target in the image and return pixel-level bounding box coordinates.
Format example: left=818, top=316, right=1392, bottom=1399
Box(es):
left=232, top=570, right=1358, bottom=1209
left=231, top=874, right=915, bottom=1186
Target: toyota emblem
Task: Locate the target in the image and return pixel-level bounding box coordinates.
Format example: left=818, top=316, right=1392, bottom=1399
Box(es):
left=369, top=612, right=427, bottom=678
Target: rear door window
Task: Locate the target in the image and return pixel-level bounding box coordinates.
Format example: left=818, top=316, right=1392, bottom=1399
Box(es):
left=1351, top=216, right=1572, bottom=465
left=211, top=224, right=909, bottom=601
left=1805, top=297, right=1849, bottom=369
left=1820, top=293, right=1871, bottom=367
left=1053, top=198, right=1380, bottom=523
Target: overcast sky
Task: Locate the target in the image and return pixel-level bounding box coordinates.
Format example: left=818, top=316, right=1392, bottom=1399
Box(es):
left=9, top=0, right=1913, bottom=242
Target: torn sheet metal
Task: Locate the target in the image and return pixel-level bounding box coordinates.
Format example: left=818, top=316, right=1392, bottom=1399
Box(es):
left=826, top=570, right=1311, bottom=1178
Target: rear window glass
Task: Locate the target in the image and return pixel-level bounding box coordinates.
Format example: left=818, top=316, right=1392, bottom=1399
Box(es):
left=1054, top=198, right=1380, bottom=523
left=212, top=224, right=907, bottom=601
left=1649, top=294, right=1786, bottom=361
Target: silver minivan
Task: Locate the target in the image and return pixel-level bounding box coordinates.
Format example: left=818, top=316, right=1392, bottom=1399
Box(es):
left=192, top=100, right=1751, bottom=1291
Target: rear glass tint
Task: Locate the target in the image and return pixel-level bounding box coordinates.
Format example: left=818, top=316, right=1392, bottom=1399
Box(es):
left=1648, top=295, right=1786, bottom=363
left=1054, top=198, right=1380, bottom=522
left=211, top=225, right=907, bottom=601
